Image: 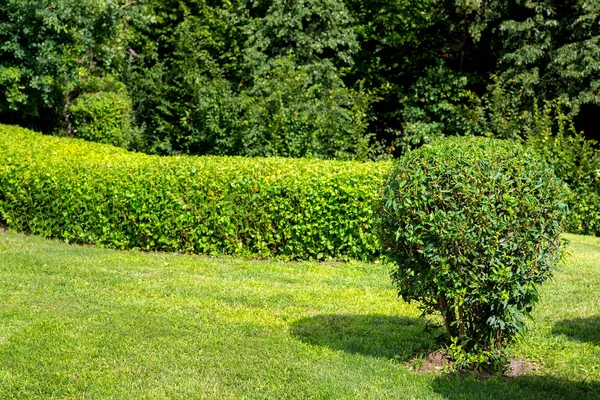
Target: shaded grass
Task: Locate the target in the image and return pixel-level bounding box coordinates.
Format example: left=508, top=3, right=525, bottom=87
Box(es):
left=290, top=314, right=428, bottom=360
left=553, top=316, right=600, bottom=346
left=0, top=232, right=598, bottom=399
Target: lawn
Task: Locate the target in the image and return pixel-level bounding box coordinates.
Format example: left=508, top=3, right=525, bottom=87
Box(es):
left=0, top=231, right=598, bottom=399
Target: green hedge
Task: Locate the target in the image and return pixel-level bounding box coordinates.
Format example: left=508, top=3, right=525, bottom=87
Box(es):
left=0, top=124, right=391, bottom=260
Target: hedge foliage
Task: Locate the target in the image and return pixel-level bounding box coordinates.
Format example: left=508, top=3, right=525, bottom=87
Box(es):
left=0, top=124, right=390, bottom=260
left=378, top=137, right=569, bottom=370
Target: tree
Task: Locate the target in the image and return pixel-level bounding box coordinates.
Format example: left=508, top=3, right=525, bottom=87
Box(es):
left=0, top=0, right=128, bottom=132
left=498, top=0, right=600, bottom=140
left=124, top=0, right=372, bottom=159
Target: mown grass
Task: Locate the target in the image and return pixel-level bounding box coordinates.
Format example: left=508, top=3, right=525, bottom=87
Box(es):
left=0, top=231, right=598, bottom=399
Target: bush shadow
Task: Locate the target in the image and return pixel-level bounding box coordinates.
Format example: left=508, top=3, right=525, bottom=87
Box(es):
left=552, top=316, right=600, bottom=345
left=289, top=314, right=439, bottom=361
left=432, top=374, right=600, bottom=400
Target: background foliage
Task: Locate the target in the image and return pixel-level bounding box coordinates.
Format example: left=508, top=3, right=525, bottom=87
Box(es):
left=0, top=0, right=599, bottom=234
left=0, top=0, right=128, bottom=132
left=120, top=0, right=371, bottom=159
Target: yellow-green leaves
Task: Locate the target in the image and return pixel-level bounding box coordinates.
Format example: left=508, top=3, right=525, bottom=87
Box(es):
left=0, top=124, right=391, bottom=260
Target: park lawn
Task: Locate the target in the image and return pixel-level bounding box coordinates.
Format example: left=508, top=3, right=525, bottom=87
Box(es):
left=0, top=231, right=598, bottom=399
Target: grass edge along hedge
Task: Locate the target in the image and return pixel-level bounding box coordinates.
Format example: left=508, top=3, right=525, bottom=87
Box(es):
left=0, top=124, right=391, bottom=260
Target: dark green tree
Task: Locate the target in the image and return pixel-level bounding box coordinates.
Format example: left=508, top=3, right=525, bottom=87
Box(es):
left=498, top=0, right=600, bottom=140
left=124, top=0, right=372, bottom=159
left=0, top=0, right=129, bottom=133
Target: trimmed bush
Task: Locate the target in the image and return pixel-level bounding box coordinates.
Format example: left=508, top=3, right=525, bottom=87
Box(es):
left=0, top=124, right=390, bottom=260
left=377, top=137, right=569, bottom=370
left=69, top=90, right=133, bottom=148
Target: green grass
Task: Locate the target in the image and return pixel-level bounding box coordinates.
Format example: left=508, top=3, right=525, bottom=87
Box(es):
left=0, top=232, right=598, bottom=399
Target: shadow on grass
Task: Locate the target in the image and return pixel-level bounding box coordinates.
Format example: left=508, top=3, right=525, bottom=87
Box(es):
left=432, top=374, right=600, bottom=400
left=289, top=314, right=438, bottom=361
left=552, top=316, right=600, bottom=346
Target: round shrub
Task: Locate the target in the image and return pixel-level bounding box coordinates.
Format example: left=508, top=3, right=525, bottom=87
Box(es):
left=377, top=136, right=569, bottom=370
left=69, top=90, right=133, bottom=148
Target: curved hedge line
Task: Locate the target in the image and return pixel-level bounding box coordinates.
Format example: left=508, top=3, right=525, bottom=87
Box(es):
left=0, top=124, right=391, bottom=260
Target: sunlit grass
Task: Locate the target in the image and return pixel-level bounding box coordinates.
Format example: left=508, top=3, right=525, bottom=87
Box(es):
left=0, top=232, right=598, bottom=399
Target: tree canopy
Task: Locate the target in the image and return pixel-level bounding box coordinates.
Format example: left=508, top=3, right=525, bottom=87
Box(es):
left=1, top=0, right=599, bottom=154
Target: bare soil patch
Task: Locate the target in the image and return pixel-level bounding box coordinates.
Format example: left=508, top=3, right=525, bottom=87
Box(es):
left=413, top=351, right=538, bottom=377
left=505, top=358, right=538, bottom=377
left=416, top=350, right=453, bottom=373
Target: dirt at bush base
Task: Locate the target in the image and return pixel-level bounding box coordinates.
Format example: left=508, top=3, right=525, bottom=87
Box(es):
left=505, top=359, right=538, bottom=377
left=417, top=350, right=453, bottom=373
left=414, top=351, right=538, bottom=377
